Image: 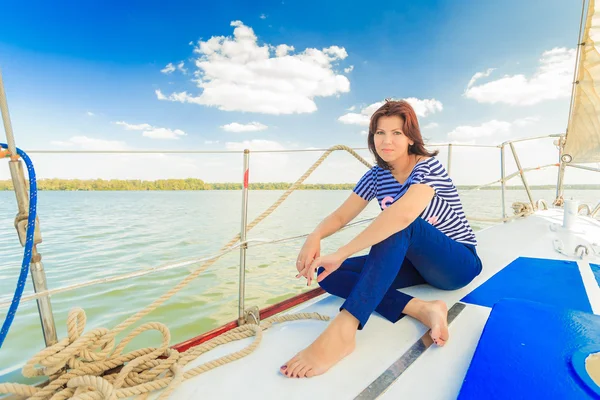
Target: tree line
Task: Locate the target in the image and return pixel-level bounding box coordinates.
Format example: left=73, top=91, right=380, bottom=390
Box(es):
left=0, top=179, right=356, bottom=191
left=0, top=179, right=598, bottom=191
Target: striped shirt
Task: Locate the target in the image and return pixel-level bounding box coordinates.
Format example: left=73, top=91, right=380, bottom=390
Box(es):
left=353, top=157, right=477, bottom=245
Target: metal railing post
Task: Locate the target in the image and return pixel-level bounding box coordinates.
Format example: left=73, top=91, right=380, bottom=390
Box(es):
left=238, top=149, right=250, bottom=325
left=500, top=145, right=507, bottom=220
left=1, top=68, right=58, bottom=347
left=447, top=144, right=452, bottom=176
left=555, top=136, right=567, bottom=204
left=508, top=142, right=535, bottom=210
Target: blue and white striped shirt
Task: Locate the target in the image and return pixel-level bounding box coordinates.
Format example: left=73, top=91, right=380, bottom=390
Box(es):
left=353, top=157, right=477, bottom=245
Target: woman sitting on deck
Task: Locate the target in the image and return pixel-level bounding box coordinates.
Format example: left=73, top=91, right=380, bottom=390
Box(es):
left=281, top=100, right=483, bottom=378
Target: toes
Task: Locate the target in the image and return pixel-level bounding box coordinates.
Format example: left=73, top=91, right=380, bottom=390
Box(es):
left=287, top=359, right=303, bottom=378
left=430, top=332, right=447, bottom=347
left=296, top=364, right=311, bottom=378
left=286, top=354, right=300, bottom=367
left=440, top=327, right=450, bottom=342
left=305, top=368, right=316, bottom=378
left=430, top=323, right=449, bottom=346
left=281, top=354, right=300, bottom=377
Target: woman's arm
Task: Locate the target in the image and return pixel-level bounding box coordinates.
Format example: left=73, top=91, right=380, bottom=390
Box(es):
left=309, top=192, right=369, bottom=240
left=296, top=192, right=370, bottom=275
left=337, top=184, right=434, bottom=259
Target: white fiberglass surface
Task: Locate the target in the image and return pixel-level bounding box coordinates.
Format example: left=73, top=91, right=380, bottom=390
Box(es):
left=144, top=211, right=600, bottom=399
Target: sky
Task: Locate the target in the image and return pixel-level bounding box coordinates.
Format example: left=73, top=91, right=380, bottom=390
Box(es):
left=0, top=0, right=596, bottom=185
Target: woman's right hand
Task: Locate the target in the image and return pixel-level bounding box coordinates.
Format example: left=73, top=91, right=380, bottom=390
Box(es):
left=295, top=233, right=321, bottom=277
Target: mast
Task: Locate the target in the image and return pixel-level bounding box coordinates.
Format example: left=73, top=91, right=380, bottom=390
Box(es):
left=555, top=0, right=589, bottom=204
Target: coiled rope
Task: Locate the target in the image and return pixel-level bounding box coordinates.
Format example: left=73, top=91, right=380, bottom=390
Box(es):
left=1, top=308, right=328, bottom=400
left=0, top=145, right=367, bottom=399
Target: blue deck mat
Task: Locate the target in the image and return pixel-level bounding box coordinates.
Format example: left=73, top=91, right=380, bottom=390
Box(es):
left=461, top=257, right=592, bottom=312
left=592, top=263, right=600, bottom=287
left=458, top=298, right=600, bottom=399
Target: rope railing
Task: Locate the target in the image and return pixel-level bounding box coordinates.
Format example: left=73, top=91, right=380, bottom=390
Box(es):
left=580, top=201, right=600, bottom=218
left=0, top=151, right=581, bottom=311
left=1, top=136, right=597, bottom=399
left=594, top=202, right=600, bottom=218
left=0, top=144, right=373, bottom=399
left=0, top=216, right=378, bottom=310
left=2, top=196, right=574, bottom=311
left=460, top=163, right=559, bottom=192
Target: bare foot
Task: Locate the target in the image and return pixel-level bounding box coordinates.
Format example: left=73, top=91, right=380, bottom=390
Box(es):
left=420, top=300, right=449, bottom=346
left=405, top=299, right=449, bottom=346
left=280, top=310, right=358, bottom=378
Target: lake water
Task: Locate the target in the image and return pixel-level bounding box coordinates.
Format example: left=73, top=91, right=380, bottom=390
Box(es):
left=0, top=188, right=599, bottom=383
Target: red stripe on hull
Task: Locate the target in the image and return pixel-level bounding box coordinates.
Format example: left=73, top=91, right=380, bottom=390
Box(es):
left=172, top=287, right=325, bottom=352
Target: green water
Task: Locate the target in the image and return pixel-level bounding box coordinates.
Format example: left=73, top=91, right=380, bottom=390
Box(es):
left=0, top=189, right=598, bottom=383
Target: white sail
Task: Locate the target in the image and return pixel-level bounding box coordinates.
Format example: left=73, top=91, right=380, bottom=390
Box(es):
left=563, top=0, right=600, bottom=163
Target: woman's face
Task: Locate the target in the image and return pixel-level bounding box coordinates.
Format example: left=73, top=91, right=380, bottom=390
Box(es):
left=373, top=115, right=413, bottom=163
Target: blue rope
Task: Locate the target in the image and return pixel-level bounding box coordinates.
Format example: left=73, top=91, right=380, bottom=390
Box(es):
left=0, top=143, right=37, bottom=348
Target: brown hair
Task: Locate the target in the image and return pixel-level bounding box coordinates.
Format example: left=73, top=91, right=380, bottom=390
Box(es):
left=368, top=99, right=438, bottom=170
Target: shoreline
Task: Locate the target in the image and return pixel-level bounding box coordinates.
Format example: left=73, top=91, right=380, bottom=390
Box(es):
left=0, top=181, right=599, bottom=192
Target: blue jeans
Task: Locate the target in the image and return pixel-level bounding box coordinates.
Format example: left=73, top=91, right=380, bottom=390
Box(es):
left=317, top=217, right=483, bottom=329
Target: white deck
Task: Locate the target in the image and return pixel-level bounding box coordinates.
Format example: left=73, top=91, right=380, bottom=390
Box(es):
left=147, top=209, right=600, bottom=400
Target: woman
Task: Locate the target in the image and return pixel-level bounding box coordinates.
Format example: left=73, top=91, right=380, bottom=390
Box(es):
left=280, top=100, right=483, bottom=379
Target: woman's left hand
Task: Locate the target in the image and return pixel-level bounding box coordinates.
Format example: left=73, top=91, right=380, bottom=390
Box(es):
left=298, top=251, right=346, bottom=286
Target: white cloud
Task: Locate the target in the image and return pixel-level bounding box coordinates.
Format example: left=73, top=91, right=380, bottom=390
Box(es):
left=115, top=121, right=186, bottom=140
left=344, top=65, right=354, bottom=73
left=467, top=68, right=495, bottom=89
left=464, top=47, right=575, bottom=105
left=161, top=61, right=187, bottom=75
left=221, top=122, right=268, bottom=132
left=156, top=21, right=350, bottom=115
left=447, top=120, right=512, bottom=143
left=405, top=98, right=444, bottom=117
left=115, top=121, right=153, bottom=131
left=7, top=137, right=593, bottom=186
left=513, top=116, right=540, bottom=126
left=338, top=98, right=443, bottom=126
left=161, top=63, right=176, bottom=74
left=204, top=140, right=220, bottom=144
left=142, top=128, right=186, bottom=140
left=155, top=89, right=167, bottom=100
left=360, top=130, right=368, bottom=135
left=275, top=44, right=294, bottom=57
left=447, top=116, right=539, bottom=143
left=51, top=136, right=127, bottom=151
left=177, top=61, right=187, bottom=74
left=338, top=112, right=371, bottom=126
left=323, top=46, right=348, bottom=59
left=37, top=137, right=232, bottom=182
left=225, top=139, right=285, bottom=151
left=225, top=139, right=290, bottom=180
left=260, top=14, right=267, bottom=19
left=86, top=111, right=95, bottom=117
left=422, top=122, right=439, bottom=129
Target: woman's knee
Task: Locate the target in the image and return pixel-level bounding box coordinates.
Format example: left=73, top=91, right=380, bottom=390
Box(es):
left=370, top=223, right=415, bottom=255
left=316, top=267, right=330, bottom=290
left=431, top=260, right=481, bottom=291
